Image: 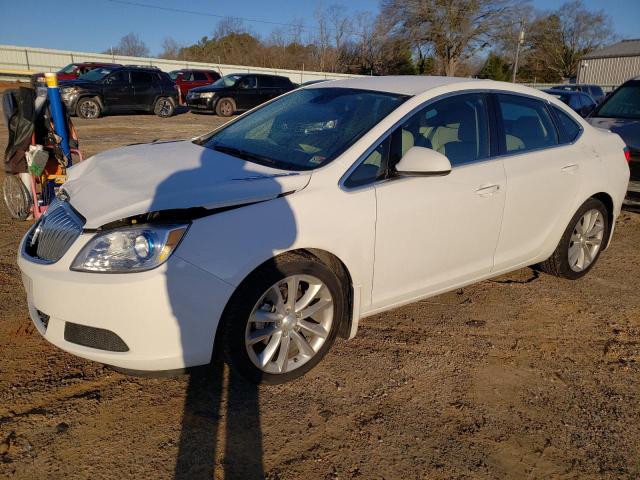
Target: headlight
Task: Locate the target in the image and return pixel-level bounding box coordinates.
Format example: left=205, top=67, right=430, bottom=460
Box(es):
left=200, top=92, right=215, bottom=99
left=71, top=224, right=188, bottom=273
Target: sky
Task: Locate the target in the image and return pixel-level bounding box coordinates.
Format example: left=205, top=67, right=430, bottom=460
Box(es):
left=0, top=0, right=638, bottom=56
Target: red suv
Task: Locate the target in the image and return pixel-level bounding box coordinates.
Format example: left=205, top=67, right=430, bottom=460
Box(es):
left=31, top=62, right=121, bottom=85
left=170, top=69, right=221, bottom=100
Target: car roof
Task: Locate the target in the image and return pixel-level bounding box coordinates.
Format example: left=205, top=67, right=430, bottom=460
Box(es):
left=544, top=89, right=581, bottom=95
left=310, top=76, right=547, bottom=96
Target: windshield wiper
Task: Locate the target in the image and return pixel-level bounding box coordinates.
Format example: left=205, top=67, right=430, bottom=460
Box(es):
left=211, top=143, right=287, bottom=168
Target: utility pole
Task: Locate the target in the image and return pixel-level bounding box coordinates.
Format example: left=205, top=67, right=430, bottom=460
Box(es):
left=512, top=19, right=525, bottom=83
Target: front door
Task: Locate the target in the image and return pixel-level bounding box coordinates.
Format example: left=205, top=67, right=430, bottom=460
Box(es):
left=235, top=75, right=259, bottom=110
left=102, top=70, right=134, bottom=110
left=371, top=93, right=506, bottom=309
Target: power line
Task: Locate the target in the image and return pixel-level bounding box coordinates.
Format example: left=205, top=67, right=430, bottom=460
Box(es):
left=105, top=0, right=322, bottom=33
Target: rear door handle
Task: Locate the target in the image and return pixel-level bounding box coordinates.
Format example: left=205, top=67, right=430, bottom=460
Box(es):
left=475, top=184, right=500, bottom=196
left=561, top=164, right=579, bottom=173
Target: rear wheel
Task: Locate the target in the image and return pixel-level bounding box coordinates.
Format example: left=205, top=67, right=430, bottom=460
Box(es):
left=153, top=97, right=175, bottom=118
left=537, top=198, right=609, bottom=279
left=215, top=98, right=236, bottom=117
left=221, top=252, right=345, bottom=384
left=76, top=97, right=101, bottom=119
left=2, top=175, right=32, bottom=220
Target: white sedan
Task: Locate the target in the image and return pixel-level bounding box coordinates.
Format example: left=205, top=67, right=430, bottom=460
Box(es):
left=17, top=77, right=630, bottom=383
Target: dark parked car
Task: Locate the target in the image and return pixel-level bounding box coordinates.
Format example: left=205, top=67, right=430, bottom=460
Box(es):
left=551, top=84, right=605, bottom=103
left=543, top=89, right=597, bottom=117
left=31, top=62, right=121, bottom=86
left=59, top=66, right=178, bottom=119
left=587, top=77, right=640, bottom=207
left=169, top=69, right=221, bottom=99
left=186, top=73, right=296, bottom=116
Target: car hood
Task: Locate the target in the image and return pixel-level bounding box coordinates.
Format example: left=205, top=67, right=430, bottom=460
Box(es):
left=59, top=80, right=96, bottom=89
left=189, top=85, right=226, bottom=93
left=63, top=140, right=311, bottom=229
left=587, top=116, right=640, bottom=151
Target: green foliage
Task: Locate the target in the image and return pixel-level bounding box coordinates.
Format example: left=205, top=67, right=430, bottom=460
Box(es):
left=478, top=53, right=512, bottom=81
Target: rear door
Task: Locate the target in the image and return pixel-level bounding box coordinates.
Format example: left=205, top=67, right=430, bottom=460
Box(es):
left=102, top=70, right=133, bottom=110
left=492, top=93, right=580, bottom=270
left=131, top=71, right=158, bottom=110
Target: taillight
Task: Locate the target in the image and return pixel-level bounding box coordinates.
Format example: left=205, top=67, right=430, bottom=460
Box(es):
left=623, top=146, right=631, bottom=163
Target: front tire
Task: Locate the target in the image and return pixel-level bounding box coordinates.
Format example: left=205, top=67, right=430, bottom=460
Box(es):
left=76, top=97, right=101, bottom=119
left=220, top=252, right=346, bottom=384
left=537, top=198, right=609, bottom=279
left=215, top=98, right=236, bottom=117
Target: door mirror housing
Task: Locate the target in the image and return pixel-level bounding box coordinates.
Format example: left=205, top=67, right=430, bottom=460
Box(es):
left=395, top=146, right=452, bottom=177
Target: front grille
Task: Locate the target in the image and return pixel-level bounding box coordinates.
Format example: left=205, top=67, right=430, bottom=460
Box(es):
left=23, top=199, right=84, bottom=263
left=64, top=322, right=129, bottom=352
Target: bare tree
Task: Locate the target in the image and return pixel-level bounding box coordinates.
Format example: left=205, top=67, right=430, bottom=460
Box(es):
left=327, top=5, right=352, bottom=71
left=381, top=0, right=513, bottom=76
left=110, top=32, right=150, bottom=57
left=213, top=17, right=248, bottom=39
left=159, top=37, right=183, bottom=60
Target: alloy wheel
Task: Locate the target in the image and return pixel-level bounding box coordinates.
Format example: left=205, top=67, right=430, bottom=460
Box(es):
left=568, top=208, right=604, bottom=272
left=245, top=274, right=334, bottom=374
left=79, top=100, right=99, bottom=119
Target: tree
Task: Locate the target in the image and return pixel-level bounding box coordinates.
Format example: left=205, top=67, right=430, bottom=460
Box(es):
left=381, top=0, right=513, bottom=76
left=477, top=52, right=512, bottom=80
left=108, top=32, right=150, bottom=57
left=159, top=37, right=183, bottom=60
left=522, top=0, right=614, bottom=80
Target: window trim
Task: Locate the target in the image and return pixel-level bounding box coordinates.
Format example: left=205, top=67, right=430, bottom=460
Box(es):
left=340, top=89, right=584, bottom=192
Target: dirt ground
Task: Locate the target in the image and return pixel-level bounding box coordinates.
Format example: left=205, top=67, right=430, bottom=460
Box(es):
left=1, top=97, right=639, bottom=479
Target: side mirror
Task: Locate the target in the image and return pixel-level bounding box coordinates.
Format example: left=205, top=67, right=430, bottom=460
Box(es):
left=395, top=146, right=452, bottom=177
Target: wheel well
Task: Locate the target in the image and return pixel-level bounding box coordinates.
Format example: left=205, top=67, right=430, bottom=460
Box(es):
left=296, top=248, right=354, bottom=339
left=76, top=95, right=103, bottom=111
left=591, top=192, right=614, bottom=247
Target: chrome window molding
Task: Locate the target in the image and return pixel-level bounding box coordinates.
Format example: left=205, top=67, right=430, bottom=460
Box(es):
left=339, top=89, right=585, bottom=192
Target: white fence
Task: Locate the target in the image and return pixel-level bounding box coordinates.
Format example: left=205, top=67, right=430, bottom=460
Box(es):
left=0, top=44, right=361, bottom=84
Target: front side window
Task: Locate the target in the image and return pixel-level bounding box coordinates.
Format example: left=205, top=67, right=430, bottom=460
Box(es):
left=104, top=71, right=129, bottom=85
left=497, top=94, right=558, bottom=153
left=593, top=81, right=640, bottom=119
left=239, top=76, right=257, bottom=89
left=199, top=88, right=407, bottom=171
left=346, top=93, right=490, bottom=187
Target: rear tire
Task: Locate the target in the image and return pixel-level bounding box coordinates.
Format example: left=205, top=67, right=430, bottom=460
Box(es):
left=153, top=97, right=175, bottom=118
left=537, top=198, right=609, bottom=279
left=2, top=175, right=32, bottom=221
left=76, top=97, right=101, bottom=119
left=220, top=252, right=346, bottom=384
left=215, top=98, right=236, bottom=117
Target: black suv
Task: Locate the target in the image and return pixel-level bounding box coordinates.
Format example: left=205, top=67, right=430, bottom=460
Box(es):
left=186, top=73, right=296, bottom=116
left=59, top=66, right=178, bottom=119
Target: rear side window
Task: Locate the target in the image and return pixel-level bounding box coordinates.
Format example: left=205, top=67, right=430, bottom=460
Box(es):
left=259, top=76, right=276, bottom=88
left=193, top=71, right=208, bottom=81
left=497, top=94, right=558, bottom=153
left=588, top=86, right=604, bottom=98
left=274, top=77, right=292, bottom=88
left=131, top=71, right=153, bottom=84
left=552, top=106, right=581, bottom=144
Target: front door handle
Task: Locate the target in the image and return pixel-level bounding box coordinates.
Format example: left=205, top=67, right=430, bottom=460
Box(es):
left=561, top=164, right=579, bottom=173
left=475, top=184, right=500, bottom=196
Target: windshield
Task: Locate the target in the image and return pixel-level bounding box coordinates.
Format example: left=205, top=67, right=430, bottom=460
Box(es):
left=594, top=81, right=640, bottom=119
left=199, top=87, right=408, bottom=171
left=78, top=67, right=114, bottom=82
left=169, top=71, right=180, bottom=80
left=59, top=64, right=78, bottom=74
left=210, top=74, right=242, bottom=88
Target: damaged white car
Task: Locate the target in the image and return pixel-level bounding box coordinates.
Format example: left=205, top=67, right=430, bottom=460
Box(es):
left=18, top=77, right=630, bottom=383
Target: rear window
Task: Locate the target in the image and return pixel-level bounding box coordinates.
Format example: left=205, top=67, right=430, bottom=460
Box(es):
left=552, top=106, right=581, bottom=144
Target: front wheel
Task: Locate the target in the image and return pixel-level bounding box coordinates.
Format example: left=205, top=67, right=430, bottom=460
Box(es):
left=2, top=175, right=32, bottom=220
left=220, top=252, right=345, bottom=384
left=537, top=198, right=609, bottom=279
left=215, top=98, right=236, bottom=117
left=154, top=97, right=175, bottom=118
left=76, top=97, right=101, bottom=119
